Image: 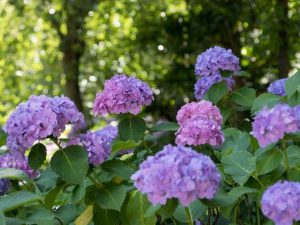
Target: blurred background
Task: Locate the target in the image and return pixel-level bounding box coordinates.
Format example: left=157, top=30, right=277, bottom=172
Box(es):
left=0, top=0, right=300, bottom=125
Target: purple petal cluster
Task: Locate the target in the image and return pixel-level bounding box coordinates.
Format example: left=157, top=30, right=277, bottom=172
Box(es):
left=93, top=74, right=153, bottom=116
left=267, top=78, right=288, bottom=96
left=261, top=181, right=300, bottom=225
left=175, top=101, right=224, bottom=147
left=68, top=125, right=118, bottom=166
left=0, top=179, right=10, bottom=196
left=194, top=73, right=235, bottom=100
left=252, top=104, right=298, bottom=147
left=195, top=46, right=240, bottom=77
left=4, top=95, right=84, bottom=154
left=0, top=154, right=37, bottom=179
left=131, top=145, right=221, bottom=206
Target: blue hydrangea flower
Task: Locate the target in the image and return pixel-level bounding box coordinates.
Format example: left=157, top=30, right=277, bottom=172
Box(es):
left=267, top=78, right=287, bottom=96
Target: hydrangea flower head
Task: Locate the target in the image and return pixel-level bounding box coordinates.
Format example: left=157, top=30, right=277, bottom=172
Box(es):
left=194, top=74, right=235, bottom=100
left=267, top=78, right=287, bottom=96
left=176, top=117, right=224, bottom=147
left=261, top=181, right=300, bottom=225
left=176, top=101, right=223, bottom=126
left=252, top=104, right=297, bottom=147
left=4, top=95, right=84, bottom=154
left=131, top=145, right=221, bottom=206
left=68, top=125, right=118, bottom=166
left=93, top=74, right=153, bottom=116
left=195, top=46, right=240, bottom=77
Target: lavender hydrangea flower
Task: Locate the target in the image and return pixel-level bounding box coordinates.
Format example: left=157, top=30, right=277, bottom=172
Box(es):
left=176, top=117, right=224, bottom=147
left=93, top=74, right=154, bottom=116
left=131, top=145, right=221, bottom=206
left=176, top=101, right=224, bottom=147
left=4, top=95, right=84, bottom=154
left=0, top=154, right=37, bottom=179
left=176, top=101, right=223, bottom=126
left=261, top=181, right=300, bottom=225
left=0, top=179, right=10, bottom=196
left=252, top=104, right=298, bottom=147
left=195, top=46, right=240, bottom=77
left=68, top=126, right=118, bottom=166
left=194, top=74, right=235, bottom=100
left=267, top=78, right=288, bottom=96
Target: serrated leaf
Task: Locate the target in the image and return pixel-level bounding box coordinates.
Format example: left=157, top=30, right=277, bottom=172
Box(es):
left=112, top=139, right=139, bottom=153
left=29, top=143, right=47, bottom=169
left=0, top=191, right=42, bottom=212
left=54, top=204, right=78, bottom=224
left=220, top=128, right=250, bottom=153
left=22, top=208, right=55, bottom=225
left=96, top=184, right=127, bottom=211
left=285, top=70, right=300, bottom=97
left=256, top=148, right=282, bottom=175
left=93, top=204, right=120, bottom=225
left=118, top=116, right=146, bottom=142
left=222, top=151, right=256, bottom=185
left=205, top=81, right=228, bottom=104
left=228, top=187, right=258, bottom=197
left=150, top=122, right=179, bottom=132
left=251, top=93, right=281, bottom=114
left=287, top=145, right=300, bottom=167
left=101, top=159, right=134, bottom=180
left=231, top=87, right=256, bottom=107
left=126, top=190, right=156, bottom=225
left=173, top=200, right=207, bottom=223
left=50, top=145, right=88, bottom=184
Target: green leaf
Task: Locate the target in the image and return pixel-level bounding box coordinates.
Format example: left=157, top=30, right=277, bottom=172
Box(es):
left=256, top=148, right=283, bottom=175
left=0, top=129, right=7, bottom=146
left=93, top=204, right=120, bottom=225
left=54, top=204, right=78, bottom=224
left=144, top=204, right=161, bottom=217
left=101, top=159, right=134, bottom=180
left=222, top=151, right=256, bottom=185
left=287, top=145, right=300, bottom=167
left=112, top=139, right=139, bottom=153
left=96, top=184, right=127, bottom=211
left=220, top=128, right=250, bottom=153
left=150, top=122, right=179, bottom=132
left=36, top=167, right=59, bottom=192
left=126, top=190, right=156, bottom=225
left=157, top=199, right=178, bottom=219
left=228, top=187, right=258, bottom=197
left=231, top=87, right=256, bottom=107
left=50, top=145, right=88, bottom=184
left=251, top=93, right=281, bottom=114
left=118, top=116, right=146, bottom=142
left=203, top=190, right=237, bottom=207
left=205, top=81, right=228, bottom=104
left=22, top=208, right=55, bottom=225
left=285, top=70, right=300, bottom=97
left=0, top=168, right=29, bottom=182
left=234, top=70, right=251, bottom=78
left=0, top=191, right=42, bottom=212
left=45, top=184, right=63, bottom=209
left=29, top=143, right=47, bottom=169
left=173, top=200, right=207, bottom=223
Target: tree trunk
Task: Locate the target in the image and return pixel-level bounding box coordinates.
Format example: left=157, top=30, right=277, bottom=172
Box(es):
left=277, top=0, right=290, bottom=78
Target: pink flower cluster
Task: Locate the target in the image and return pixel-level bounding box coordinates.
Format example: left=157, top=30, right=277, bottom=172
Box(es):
left=131, top=145, right=221, bottom=206
left=93, top=74, right=153, bottom=116
left=175, top=101, right=224, bottom=147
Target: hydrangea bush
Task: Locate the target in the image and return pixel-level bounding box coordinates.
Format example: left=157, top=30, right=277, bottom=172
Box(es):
left=1, top=46, right=300, bottom=225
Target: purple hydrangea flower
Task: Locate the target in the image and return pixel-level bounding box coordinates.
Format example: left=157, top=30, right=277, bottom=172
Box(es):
left=195, top=46, right=240, bottom=77
left=194, top=73, right=235, bottom=100
left=176, top=117, right=224, bottom=147
left=93, top=74, right=154, bottom=116
left=267, top=78, right=288, bottom=96
left=68, top=126, right=118, bottom=166
left=0, top=179, right=10, bottom=196
left=4, top=95, right=84, bottom=154
left=0, top=154, right=37, bottom=179
left=261, top=181, right=300, bottom=225
left=131, top=145, right=221, bottom=206
left=176, top=101, right=223, bottom=126
left=252, top=104, right=298, bottom=147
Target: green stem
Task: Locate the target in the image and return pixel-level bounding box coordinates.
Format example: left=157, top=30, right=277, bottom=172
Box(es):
left=283, top=147, right=290, bottom=179
left=88, top=174, right=103, bottom=189
left=52, top=138, right=63, bottom=150
left=256, top=202, right=261, bottom=225
left=233, top=205, right=238, bottom=224
left=252, top=174, right=264, bottom=187
left=185, top=207, right=193, bottom=225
